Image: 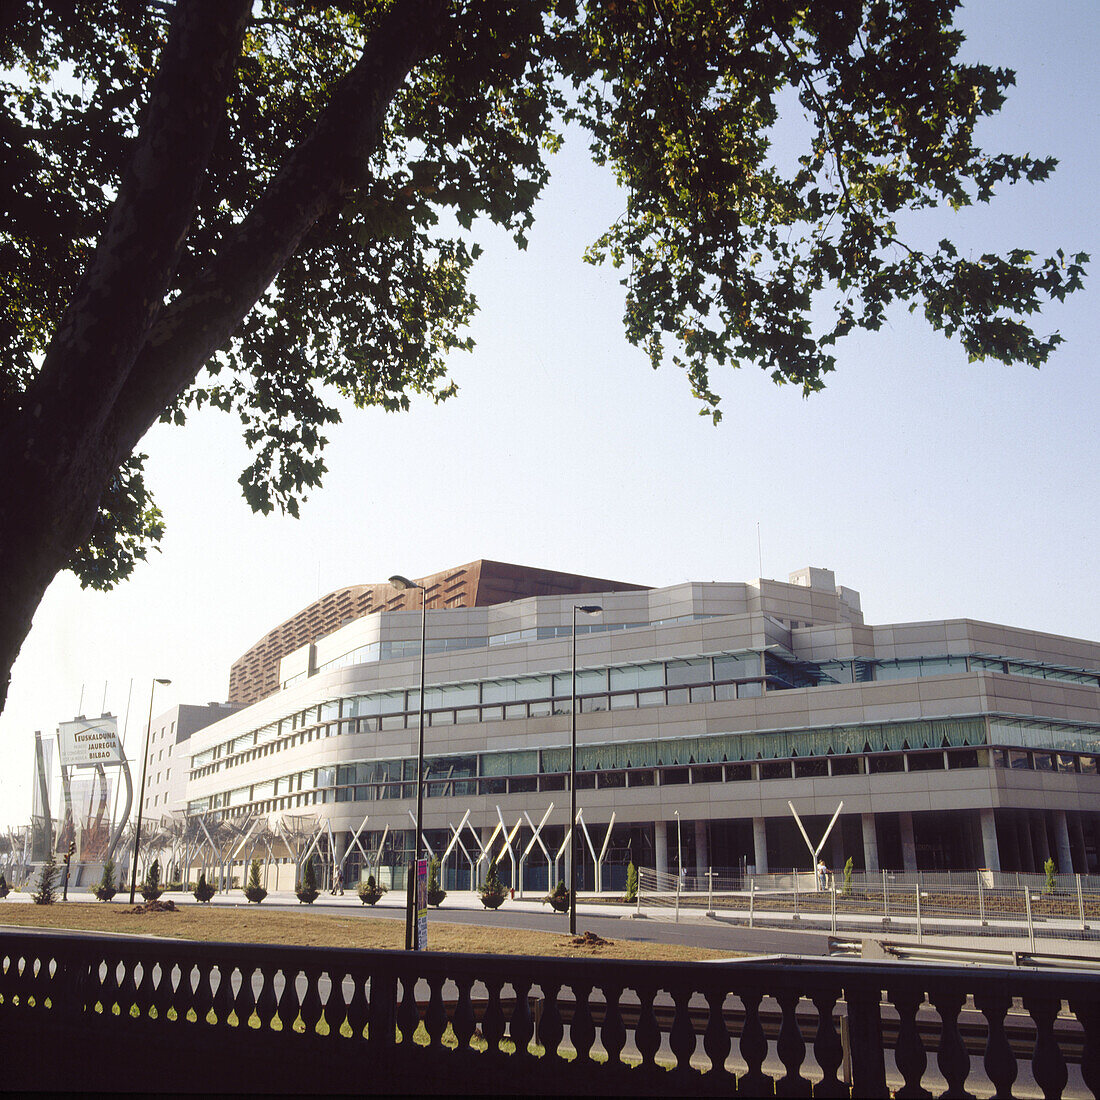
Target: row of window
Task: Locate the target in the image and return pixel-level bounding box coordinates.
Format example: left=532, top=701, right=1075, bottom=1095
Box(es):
left=195, top=649, right=1100, bottom=777
left=188, top=743, right=1100, bottom=820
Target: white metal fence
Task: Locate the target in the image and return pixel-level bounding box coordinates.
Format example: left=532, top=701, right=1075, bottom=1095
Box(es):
left=635, top=866, right=1100, bottom=944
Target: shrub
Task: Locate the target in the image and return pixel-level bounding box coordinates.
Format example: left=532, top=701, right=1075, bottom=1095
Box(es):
left=93, top=858, right=117, bottom=902
left=193, top=872, right=216, bottom=903
left=33, top=852, right=58, bottom=905
left=624, top=862, right=638, bottom=903
left=0, top=874, right=10, bottom=899
left=358, top=874, right=385, bottom=906
left=244, top=859, right=267, bottom=904
left=479, top=860, right=507, bottom=909
left=843, top=857, right=854, bottom=897
left=1044, top=857, right=1057, bottom=895
left=426, top=857, right=447, bottom=908
left=296, top=859, right=319, bottom=905
left=546, top=880, right=570, bottom=913
left=140, top=859, right=163, bottom=902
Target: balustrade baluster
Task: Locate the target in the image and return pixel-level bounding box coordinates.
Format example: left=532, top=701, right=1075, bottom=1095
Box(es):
left=775, top=988, right=811, bottom=1097
left=845, top=985, right=889, bottom=1099
left=451, top=975, right=477, bottom=1052
left=668, top=985, right=696, bottom=1076
left=1068, top=995, right=1100, bottom=1100
left=633, top=983, right=662, bottom=1074
left=233, top=965, right=259, bottom=1029
left=973, top=991, right=1017, bottom=1100
left=303, top=967, right=327, bottom=1036
left=888, top=986, right=930, bottom=1100
left=424, top=974, right=448, bottom=1048
left=538, top=980, right=564, bottom=1060
left=809, top=985, right=845, bottom=1098
left=95, top=954, right=119, bottom=1017
left=396, top=972, right=420, bottom=1044
left=119, top=957, right=140, bottom=1021
left=209, top=959, right=235, bottom=1029
left=328, top=968, right=353, bottom=1040
left=508, top=978, right=535, bottom=1058
left=181, top=960, right=204, bottom=1026
left=930, top=988, right=973, bottom=1099
left=366, top=970, right=397, bottom=1050
left=702, top=987, right=732, bottom=1083
left=1022, top=994, right=1068, bottom=1100
left=149, top=960, right=174, bottom=1023
left=482, top=977, right=507, bottom=1056
left=601, top=982, right=628, bottom=1068
left=738, top=987, right=773, bottom=1096
left=570, top=981, right=596, bottom=1062
left=255, top=963, right=280, bottom=1032
left=343, top=969, right=369, bottom=1040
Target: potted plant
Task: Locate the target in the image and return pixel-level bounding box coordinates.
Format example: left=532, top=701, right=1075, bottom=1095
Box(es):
left=358, top=875, right=386, bottom=906
left=426, top=857, right=447, bottom=908
left=140, top=858, right=163, bottom=902
left=193, top=872, right=216, bottom=903
left=243, top=858, right=267, bottom=903
left=0, top=873, right=11, bottom=899
left=843, top=857, right=854, bottom=897
left=479, top=860, right=507, bottom=909
left=296, top=860, right=319, bottom=904
left=92, top=858, right=117, bottom=901
left=546, top=880, right=570, bottom=913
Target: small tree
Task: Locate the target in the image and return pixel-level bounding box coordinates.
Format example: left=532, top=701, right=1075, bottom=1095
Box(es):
left=1044, top=857, right=1057, bottom=895
left=426, top=857, right=446, bottom=908
left=546, top=880, right=570, bottom=913
left=843, top=857, right=854, bottom=897
left=624, top=862, right=638, bottom=903
left=479, top=859, right=507, bottom=909
left=296, top=859, right=319, bottom=905
left=244, top=858, right=267, bottom=904
left=0, top=874, right=9, bottom=899
left=193, top=871, right=216, bottom=903
left=140, top=858, right=163, bottom=901
left=93, top=858, right=117, bottom=902
left=358, top=874, right=385, bottom=906
left=33, top=852, right=58, bottom=905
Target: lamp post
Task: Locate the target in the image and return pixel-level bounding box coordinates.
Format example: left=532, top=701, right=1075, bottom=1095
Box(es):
left=389, top=574, right=427, bottom=950
left=674, top=809, right=683, bottom=876
left=128, top=677, right=171, bottom=904
left=569, top=603, right=602, bottom=935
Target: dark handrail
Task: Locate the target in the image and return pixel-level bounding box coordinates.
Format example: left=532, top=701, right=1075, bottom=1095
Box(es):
left=0, top=929, right=1095, bottom=1096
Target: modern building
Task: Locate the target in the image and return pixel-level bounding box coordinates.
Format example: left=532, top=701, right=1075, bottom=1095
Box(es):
left=142, top=702, right=240, bottom=819
left=163, top=561, right=1100, bottom=890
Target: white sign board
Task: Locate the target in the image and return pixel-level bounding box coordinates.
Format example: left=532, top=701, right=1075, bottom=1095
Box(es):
left=58, top=717, right=123, bottom=767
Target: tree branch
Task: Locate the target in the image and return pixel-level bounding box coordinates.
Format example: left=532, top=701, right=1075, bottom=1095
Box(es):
left=104, top=0, right=448, bottom=463
left=22, top=0, right=251, bottom=440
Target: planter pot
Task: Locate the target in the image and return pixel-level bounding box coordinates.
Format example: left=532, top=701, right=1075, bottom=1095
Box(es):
left=359, top=890, right=384, bottom=906
left=549, top=895, right=569, bottom=913
left=480, top=891, right=506, bottom=909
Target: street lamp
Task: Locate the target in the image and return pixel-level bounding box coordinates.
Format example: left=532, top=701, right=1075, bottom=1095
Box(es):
left=389, top=574, right=427, bottom=950
left=674, top=809, right=683, bottom=877
left=569, top=603, right=602, bottom=935
left=128, top=677, right=171, bottom=904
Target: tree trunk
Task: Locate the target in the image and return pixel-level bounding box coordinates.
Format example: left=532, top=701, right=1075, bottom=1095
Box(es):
left=0, top=0, right=446, bottom=717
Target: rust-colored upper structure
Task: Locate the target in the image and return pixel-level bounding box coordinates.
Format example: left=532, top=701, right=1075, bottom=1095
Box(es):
left=227, top=560, right=649, bottom=707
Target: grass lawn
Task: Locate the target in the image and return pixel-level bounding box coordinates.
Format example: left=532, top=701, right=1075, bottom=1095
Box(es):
left=0, top=901, right=730, bottom=961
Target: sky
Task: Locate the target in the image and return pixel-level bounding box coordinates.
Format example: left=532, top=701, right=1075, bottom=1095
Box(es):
left=1, top=1, right=1098, bottom=824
